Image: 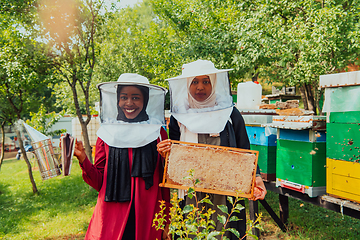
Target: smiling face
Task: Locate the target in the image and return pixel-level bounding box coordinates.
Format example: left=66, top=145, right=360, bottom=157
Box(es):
left=189, top=75, right=213, bottom=102
left=118, top=86, right=144, bottom=119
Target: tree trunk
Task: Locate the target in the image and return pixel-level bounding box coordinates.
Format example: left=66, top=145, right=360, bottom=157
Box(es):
left=299, top=86, right=309, bottom=110
left=299, top=84, right=317, bottom=115
left=305, top=83, right=317, bottom=115
left=252, top=66, right=259, bottom=82
left=0, top=122, right=5, bottom=170
left=71, top=85, right=93, bottom=163
left=79, top=119, right=93, bottom=163
left=16, top=129, right=38, bottom=194
left=317, top=89, right=324, bottom=116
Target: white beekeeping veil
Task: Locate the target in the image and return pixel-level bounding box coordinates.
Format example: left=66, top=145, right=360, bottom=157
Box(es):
left=96, top=73, right=167, bottom=148
left=167, top=60, right=234, bottom=133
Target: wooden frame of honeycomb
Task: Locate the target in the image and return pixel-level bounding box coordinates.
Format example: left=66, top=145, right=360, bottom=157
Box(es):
left=160, top=140, right=259, bottom=198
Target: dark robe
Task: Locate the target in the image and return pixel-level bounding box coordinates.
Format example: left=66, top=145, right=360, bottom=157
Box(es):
left=169, top=107, right=260, bottom=240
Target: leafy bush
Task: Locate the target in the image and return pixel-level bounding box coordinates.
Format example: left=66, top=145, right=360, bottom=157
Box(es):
left=153, top=169, right=262, bottom=240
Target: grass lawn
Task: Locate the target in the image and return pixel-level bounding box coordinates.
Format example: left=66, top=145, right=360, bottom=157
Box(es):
left=0, top=158, right=97, bottom=240
left=1, top=157, right=360, bottom=239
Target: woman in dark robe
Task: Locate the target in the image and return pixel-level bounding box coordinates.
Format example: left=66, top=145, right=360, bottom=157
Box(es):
left=157, top=60, right=266, bottom=239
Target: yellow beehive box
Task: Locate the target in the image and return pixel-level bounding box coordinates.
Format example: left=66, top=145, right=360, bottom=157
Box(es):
left=326, top=158, right=360, bottom=203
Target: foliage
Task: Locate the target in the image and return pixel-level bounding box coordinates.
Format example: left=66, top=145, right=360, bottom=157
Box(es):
left=151, top=0, right=246, bottom=88
left=73, top=0, right=360, bottom=113
left=0, top=28, right=56, bottom=120
left=0, top=0, right=58, bottom=193
left=0, top=159, right=359, bottom=239
left=38, top=0, right=104, bottom=115
left=52, top=82, right=99, bottom=116
left=250, top=0, right=360, bottom=113
left=25, top=104, right=66, bottom=137
left=94, top=0, right=184, bottom=88
left=150, top=0, right=360, bottom=111
left=0, top=0, right=38, bottom=28
left=37, top=0, right=106, bottom=161
left=153, top=169, right=262, bottom=239
left=0, top=87, right=16, bottom=126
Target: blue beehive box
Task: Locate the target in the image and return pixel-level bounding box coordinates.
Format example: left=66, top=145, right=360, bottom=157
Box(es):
left=241, top=111, right=277, bottom=181
left=246, top=126, right=277, bottom=146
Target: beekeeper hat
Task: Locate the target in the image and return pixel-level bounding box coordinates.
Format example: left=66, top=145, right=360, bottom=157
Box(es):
left=166, top=60, right=233, bottom=81
left=97, top=73, right=167, bottom=92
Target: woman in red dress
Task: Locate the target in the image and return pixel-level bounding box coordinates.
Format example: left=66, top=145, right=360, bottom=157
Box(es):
left=74, top=73, right=170, bottom=240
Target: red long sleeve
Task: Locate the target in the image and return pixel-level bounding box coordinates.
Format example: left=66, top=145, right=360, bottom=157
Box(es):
left=80, top=138, right=107, bottom=192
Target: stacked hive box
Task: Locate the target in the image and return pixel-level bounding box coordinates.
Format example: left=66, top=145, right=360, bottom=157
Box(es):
left=241, top=110, right=277, bottom=181
left=320, top=71, right=360, bottom=203
left=265, top=116, right=327, bottom=197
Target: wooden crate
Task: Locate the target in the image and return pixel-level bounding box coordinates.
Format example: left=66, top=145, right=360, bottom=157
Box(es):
left=276, top=139, right=326, bottom=188
left=327, top=158, right=360, bottom=203
left=160, top=140, right=258, bottom=198
left=326, top=122, right=360, bottom=161
left=250, top=144, right=276, bottom=181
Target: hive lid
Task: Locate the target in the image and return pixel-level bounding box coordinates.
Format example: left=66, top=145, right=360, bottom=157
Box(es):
left=319, top=71, right=360, bottom=88
left=262, top=116, right=326, bottom=130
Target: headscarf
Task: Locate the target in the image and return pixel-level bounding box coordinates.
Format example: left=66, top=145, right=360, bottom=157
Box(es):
left=187, top=74, right=217, bottom=109
left=105, top=84, right=157, bottom=202
left=116, top=85, right=149, bottom=122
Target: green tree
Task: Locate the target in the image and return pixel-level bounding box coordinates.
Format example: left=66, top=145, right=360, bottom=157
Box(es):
left=0, top=26, right=55, bottom=192
left=94, top=0, right=183, bottom=88
left=252, top=0, right=360, bottom=114
left=38, top=0, right=105, bottom=162
left=0, top=95, right=16, bottom=170
left=151, top=0, right=249, bottom=87
left=151, top=0, right=360, bottom=113
left=26, top=104, right=66, bottom=137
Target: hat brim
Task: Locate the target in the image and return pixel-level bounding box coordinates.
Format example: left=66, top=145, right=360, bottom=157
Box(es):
left=97, top=81, right=168, bottom=93
left=166, top=68, right=233, bottom=81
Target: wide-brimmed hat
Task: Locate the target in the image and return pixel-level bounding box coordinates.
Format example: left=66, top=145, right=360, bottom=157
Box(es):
left=97, top=73, right=167, bottom=93
left=166, top=60, right=233, bottom=81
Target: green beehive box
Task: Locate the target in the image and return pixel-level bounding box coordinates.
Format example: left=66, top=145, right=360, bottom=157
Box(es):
left=326, top=122, right=360, bottom=162
left=276, top=139, right=326, bottom=187
left=329, top=111, right=360, bottom=124
left=250, top=144, right=276, bottom=181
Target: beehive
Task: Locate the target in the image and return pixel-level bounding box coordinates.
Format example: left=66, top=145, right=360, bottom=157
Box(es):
left=71, top=116, right=100, bottom=146
left=326, top=158, right=360, bottom=203
left=276, top=139, right=326, bottom=188
left=250, top=144, right=276, bottom=180
left=326, top=111, right=360, bottom=162
left=242, top=112, right=277, bottom=181
left=264, top=116, right=327, bottom=197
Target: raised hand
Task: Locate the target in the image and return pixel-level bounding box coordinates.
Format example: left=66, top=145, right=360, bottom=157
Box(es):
left=157, top=139, right=172, bottom=159
left=74, top=139, right=87, bottom=164
left=251, top=176, right=267, bottom=201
